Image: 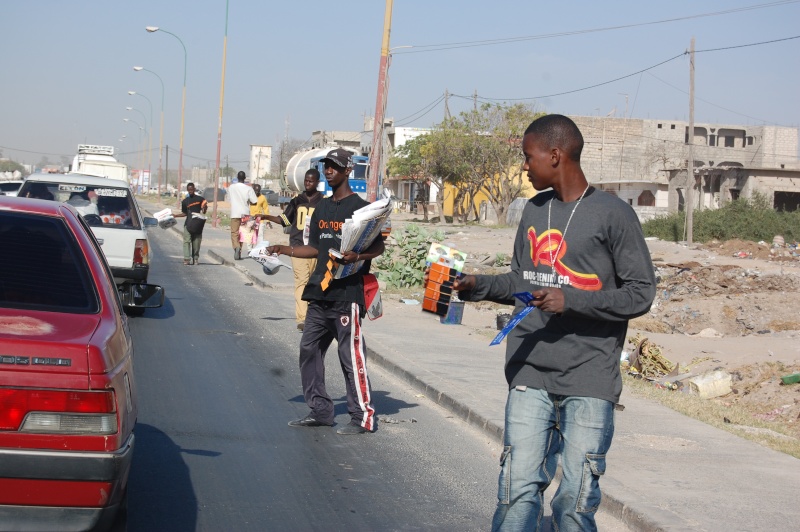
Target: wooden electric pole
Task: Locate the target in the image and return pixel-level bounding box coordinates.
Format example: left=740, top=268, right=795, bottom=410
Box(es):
left=686, top=37, right=696, bottom=244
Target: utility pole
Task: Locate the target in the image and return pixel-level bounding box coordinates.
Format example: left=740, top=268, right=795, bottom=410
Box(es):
left=212, top=0, right=230, bottom=227
left=686, top=37, right=696, bottom=244
left=367, top=0, right=394, bottom=202
left=444, top=89, right=450, bottom=120
left=473, top=90, right=478, bottom=111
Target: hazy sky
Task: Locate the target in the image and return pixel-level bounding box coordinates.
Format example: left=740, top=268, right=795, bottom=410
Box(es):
left=2, top=0, right=798, bottom=170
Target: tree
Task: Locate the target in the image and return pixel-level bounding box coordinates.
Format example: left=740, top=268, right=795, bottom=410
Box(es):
left=0, top=159, right=27, bottom=175
left=388, top=135, right=434, bottom=221
left=270, top=137, right=308, bottom=189
left=447, top=103, right=543, bottom=223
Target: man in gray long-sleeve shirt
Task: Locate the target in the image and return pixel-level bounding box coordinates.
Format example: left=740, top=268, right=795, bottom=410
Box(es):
left=454, top=114, right=655, bottom=531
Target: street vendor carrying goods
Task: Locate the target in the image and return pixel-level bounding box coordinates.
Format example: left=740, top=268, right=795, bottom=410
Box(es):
left=265, top=148, right=388, bottom=435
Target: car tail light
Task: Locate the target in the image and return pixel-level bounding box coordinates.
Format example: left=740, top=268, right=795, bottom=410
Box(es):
left=0, top=389, right=116, bottom=434
left=134, top=239, right=149, bottom=265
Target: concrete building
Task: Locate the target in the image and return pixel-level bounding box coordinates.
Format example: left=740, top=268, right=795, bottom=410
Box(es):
left=571, top=115, right=799, bottom=218
left=310, top=130, right=361, bottom=151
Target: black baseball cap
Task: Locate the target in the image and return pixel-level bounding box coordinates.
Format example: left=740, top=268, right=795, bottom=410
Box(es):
left=320, top=148, right=354, bottom=169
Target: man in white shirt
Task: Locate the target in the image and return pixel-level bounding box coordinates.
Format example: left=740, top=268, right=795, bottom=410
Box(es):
left=228, top=171, right=257, bottom=260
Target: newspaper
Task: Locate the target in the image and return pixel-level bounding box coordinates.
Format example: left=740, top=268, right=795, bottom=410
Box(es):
left=248, top=243, right=292, bottom=275
left=324, top=192, right=392, bottom=283
left=153, top=208, right=176, bottom=229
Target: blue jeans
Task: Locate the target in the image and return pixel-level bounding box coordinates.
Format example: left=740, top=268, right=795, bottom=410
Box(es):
left=491, top=388, right=615, bottom=532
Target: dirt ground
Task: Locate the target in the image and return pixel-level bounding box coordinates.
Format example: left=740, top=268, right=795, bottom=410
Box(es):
left=387, top=213, right=800, bottom=440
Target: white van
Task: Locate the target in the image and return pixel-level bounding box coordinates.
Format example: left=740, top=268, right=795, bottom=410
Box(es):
left=17, top=173, right=158, bottom=310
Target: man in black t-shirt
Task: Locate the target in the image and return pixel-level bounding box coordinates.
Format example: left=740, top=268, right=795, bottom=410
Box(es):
left=267, top=148, right=385, bottom=435
left=173, top=182, right=208, bottom=265
left=263, top=169, right=322, bottom=330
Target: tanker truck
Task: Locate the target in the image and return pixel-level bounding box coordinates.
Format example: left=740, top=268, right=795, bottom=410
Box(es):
left=284, top=147, right=369, bottom=198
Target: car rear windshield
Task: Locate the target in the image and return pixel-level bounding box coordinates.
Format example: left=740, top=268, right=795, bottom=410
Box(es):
left=0, top=182, right=22, bottom=193
left=0, top=212, right=100, bottom=313
left=18, top=182, right=141, bottom=229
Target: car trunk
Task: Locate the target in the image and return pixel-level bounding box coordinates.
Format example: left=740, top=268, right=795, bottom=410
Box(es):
left=0, top=308, right=100, bottom=390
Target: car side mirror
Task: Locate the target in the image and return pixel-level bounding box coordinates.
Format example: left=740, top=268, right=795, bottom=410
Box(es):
left=121, top=283, right=165, bottom=308
left=143, top=217, right=158, bottom=227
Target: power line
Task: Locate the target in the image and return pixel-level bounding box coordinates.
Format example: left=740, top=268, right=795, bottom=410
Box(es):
left=395, top=93, right=446, bottom=125
left=451, top=34, right=800, bottom=107
left=393, top=1, right=800, bottom=54
left=644, top=72, right=792, bottom=127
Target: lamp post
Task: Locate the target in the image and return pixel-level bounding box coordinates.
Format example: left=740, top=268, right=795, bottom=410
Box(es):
left=128, top=91, right=154, bottom=191
left=146, top=25, right=187, bottom=198
left=133, top=66, right=165, bottom=195
left=123, top=118, right=144, bottom=189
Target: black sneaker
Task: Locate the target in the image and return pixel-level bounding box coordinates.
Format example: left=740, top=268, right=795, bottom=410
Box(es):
left=336, top=421, right=368, bottom=435
left=234, top=248, right=242, bottom=260
left=297, top=322, right=304, bottom=331
left=288, top=414, right=332, bottom=428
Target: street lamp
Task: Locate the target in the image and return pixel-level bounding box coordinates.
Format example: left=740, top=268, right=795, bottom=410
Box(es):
left=128, top=91, right=154, bottom=190
left=133, top=66, right=165, bottom=195
left=146, top=25, right=187, bottom=198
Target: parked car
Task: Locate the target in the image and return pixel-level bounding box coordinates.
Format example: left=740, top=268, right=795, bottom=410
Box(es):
left=0, top=180, right=24, bottom=197
left=17, top=174, right=160, bottom=313
left=0, top=195, right=162, bottom=530
left=200, top=187, right=226, bottom=202
left=262, top=189, right=280, bottom=206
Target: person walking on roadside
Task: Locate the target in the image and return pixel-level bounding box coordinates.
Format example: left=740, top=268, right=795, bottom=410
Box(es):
left=241, top=183, right=270, bottom=251
left=451, top=115, right=656, bottom=531
left=173, top=182, right=208, bottom=265
left=266, top=148, right=385, bottom=435
left=228, top=171, right=257, bottom=260
left=263, top=169, right=322, bottom=331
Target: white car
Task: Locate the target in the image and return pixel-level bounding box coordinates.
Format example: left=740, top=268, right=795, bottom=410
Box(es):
left=0, top=180, right=24, bottom=197
left=17, top=174, right=159, bottom=312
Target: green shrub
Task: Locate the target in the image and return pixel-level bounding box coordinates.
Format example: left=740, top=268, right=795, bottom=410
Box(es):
left=642, top=195, right=800, bottom=243
left=374, top=224, right=445, bottom=288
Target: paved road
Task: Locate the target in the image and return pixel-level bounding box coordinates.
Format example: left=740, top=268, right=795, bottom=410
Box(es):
left=125, top=225, right=503, bottom=530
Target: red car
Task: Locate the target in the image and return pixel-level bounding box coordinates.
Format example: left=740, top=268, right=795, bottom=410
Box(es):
left=0, top=196, right=162, bottom=530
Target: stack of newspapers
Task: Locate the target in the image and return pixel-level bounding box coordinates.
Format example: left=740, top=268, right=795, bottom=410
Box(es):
left=153, top=208, right=176, bottom=229
left=326, top=192, right=392, bottom=282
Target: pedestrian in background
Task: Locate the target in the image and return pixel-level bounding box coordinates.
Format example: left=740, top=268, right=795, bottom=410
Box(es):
left=173, top=182, right=208, bottom=265
left=247, top=183, right=270, bottom=251
left=228, top=171, right=257, bottom=260
left=452, top=115, right=656, bottom=530
left=263, top=169, right=322, bottom=331
left=266, top=149, right=385, bottom=435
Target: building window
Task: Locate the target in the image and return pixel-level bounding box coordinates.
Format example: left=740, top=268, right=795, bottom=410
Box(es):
left=637, top=190, right=656, bottom=207
left=670, top=124, right=676, bottom=129
left=724, top=136, right=735, bottom=148
left=657, top=124, right=663, bottom=129
left=747, top=136, right=754, bottom=145
left=709, top=135, right=716, bottom=147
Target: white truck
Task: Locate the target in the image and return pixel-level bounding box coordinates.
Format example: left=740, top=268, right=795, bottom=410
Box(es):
left=70, top=144, right=129, bottom=182
left=17, top=173, right=161, bottom=314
